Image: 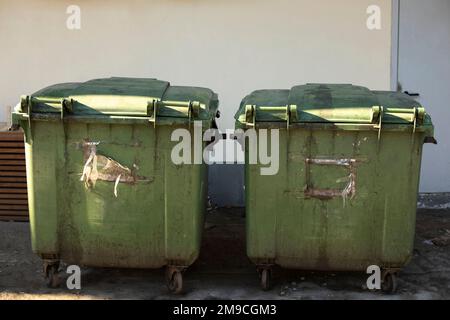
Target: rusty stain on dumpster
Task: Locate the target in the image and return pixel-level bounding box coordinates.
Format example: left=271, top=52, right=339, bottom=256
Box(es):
left=304, top=158, right=357, bottom=201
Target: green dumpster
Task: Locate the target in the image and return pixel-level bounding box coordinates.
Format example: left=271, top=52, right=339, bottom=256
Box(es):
left=235, top=84, right=435, bottom=292
left=12, top=77, right=219, bottom=293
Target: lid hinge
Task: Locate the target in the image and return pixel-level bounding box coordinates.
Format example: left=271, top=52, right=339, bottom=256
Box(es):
left=147, top=99, right=158, bottom=128
left=412, top=107, right=425, bottom=134
left=20, top=95, right=32, bottom=124
left=245, top=105, right=256, bottom=128
left=188, top=101, right=201, bottom=130
left=148, top=100, right=201, bottom=127
left=411, top=107, right=426, bottom=145
left=286, top=104, right=298, bottom=130
left=245, top=104, right=298, bottom=128
left=20, top=95, right=33, bottom=143
left=372, top=106, right=383, bottom=141
left=61, top=98, right=74, bottom=120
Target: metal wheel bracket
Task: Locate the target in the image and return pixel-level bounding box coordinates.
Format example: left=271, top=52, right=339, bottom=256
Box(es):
left=166, top=265, right=187, bottom=294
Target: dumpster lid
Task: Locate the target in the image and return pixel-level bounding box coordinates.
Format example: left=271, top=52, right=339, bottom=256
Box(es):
left=19, top=77, right=218, bottom=121
left=235, top=84, right=432, bottom=126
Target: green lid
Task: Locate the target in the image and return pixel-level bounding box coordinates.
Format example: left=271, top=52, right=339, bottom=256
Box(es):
left=16, top=77, right=218, bottom=121
left=235, top=84, right=432, bottom=128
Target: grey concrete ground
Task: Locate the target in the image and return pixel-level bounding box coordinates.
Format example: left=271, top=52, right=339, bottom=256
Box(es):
left=0, top=208, right=449, bottom=300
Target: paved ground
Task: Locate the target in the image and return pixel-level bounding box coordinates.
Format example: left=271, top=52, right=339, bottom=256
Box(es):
left=0, top=208, right=449, bottom=300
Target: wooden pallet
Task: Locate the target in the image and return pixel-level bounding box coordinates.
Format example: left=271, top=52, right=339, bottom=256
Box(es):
left=0, top=131, right=28, bottom=222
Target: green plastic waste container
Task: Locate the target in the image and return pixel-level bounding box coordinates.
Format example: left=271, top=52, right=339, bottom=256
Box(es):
left=235, top=84, right=435, bottom=292
left=12, top=77, right=219, bottom=293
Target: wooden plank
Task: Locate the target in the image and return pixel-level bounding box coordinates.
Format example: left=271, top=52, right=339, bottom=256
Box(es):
left=0, top=183, right=27, bottom=188
left=0, top=142, right=24, bottom=148
left=0, top=199, right=28, bottom=205
left=0, top=137, right=24, bottom=142
left=0, top=131, right=34, bottom=222
left=0, top=177, right=27, bottom=183
left=0, top=171, right=26, bottom=176
left=0, top=133, right=24, bottom=141
left=0, top=160, right=26, bottom=166
left=0, top=148, right=25, bottom=153
left=0, top=210, right=28, bottom=216
left=0, top=188, right=28, bottom=194
left=0, top=131, right=24, bottom=136
left=0, top=216, right=29, bottom=222
left=0, top=165, right=26, bottom=171
left=0, top=204, right=28, bottom=210
left=0, top=193, right=28, bottom=199
left=0, top=154, right=25, bottom=160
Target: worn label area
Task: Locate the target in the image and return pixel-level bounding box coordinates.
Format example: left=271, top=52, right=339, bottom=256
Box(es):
left=304, top=158, right=358, bottom=202
left=80, top=140, right=151, bottom=196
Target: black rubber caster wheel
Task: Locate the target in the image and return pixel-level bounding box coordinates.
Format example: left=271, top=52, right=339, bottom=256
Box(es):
left=167, top=270, right=183, bottom=294
left=46, top=265, right=61, bottom=289
left=260, top=268, right=272, bottom=291
left=381, top=272, right=398, bottom=294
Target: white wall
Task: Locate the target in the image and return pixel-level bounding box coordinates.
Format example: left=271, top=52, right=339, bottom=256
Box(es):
left=0, top=0, right=392, bottom=129
left=0, top=0, right=393, bottom=205
left=398, top=0, right=450, bottom=193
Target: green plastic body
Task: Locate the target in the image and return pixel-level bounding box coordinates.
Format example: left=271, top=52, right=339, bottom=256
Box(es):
left=13, top=78, right=218, bottom=268
left=236, top=84, right=434, bottom=271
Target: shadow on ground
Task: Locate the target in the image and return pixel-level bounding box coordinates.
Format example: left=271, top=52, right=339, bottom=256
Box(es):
left=0, top=208, right=449, bottom=300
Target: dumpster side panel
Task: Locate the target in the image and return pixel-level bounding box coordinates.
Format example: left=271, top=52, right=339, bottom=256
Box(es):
left=16, top=78, right=215, bottom=272
left=27, top=122, right=205, bottom=269
left=25, top=121, right=64, bottom=256
left=57, top=123, right=162, bottom=267
left=376, top=131, right=423, bottom=266
left=245, top=133, right=287, bottom=263
left=246, top=127, right=424, bottom=271
left=162, top=125, right=206, bottom=266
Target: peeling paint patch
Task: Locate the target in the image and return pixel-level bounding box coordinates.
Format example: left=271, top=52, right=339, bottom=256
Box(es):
left=304, top=158, right=357, bottom=204
left=80, top=140, right=152, bottom=196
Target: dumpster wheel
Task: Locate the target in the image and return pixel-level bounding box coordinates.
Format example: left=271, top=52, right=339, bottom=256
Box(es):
left=166, top=267, right=183, bottom=294
left=45, top=263, right=61, bottom=289
left=381, top=271, right=398, bottom=294
left=260, top=268, right=272, bottom=291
